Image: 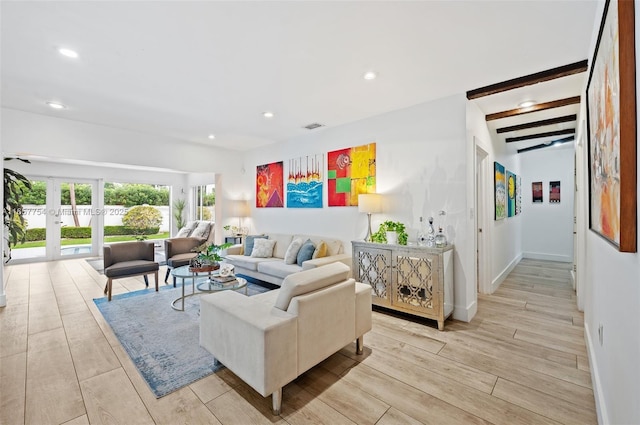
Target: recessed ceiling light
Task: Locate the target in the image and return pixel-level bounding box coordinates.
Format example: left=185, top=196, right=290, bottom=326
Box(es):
left=208, top=134, right=215, bottom=140
left=58, top=48, right=79, bottom=58
left=363, top=71, right=377, bottom=80
left=46, top=101, right=66, bottom=109
left=263, top=111, right=274, bottom=118
left=518, top=100, right=536, bottom=108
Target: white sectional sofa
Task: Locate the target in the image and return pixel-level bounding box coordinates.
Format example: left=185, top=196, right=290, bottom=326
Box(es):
left=222, top=232, right=351, bottom=285
left=199, top=262, right=372, bottom=414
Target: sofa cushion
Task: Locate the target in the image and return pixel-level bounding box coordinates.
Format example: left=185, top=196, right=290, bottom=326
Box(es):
left=105, top=260, right=159, bottom=278
left=166, top=252, right=197, bottom=267
left=176, top=221, right=197, bottom=237
left=296, top=239, right=316, bottom=266
left=225, top=254, right=279, bottom=272
left=257, top=261, right=303, bottom=280
left=267, top=233, right=294, bottom=259
left=190, top=221, right=212, bottom=239
left=251, top=238, right=276, bottom=258
left=274, top=262, right=351, bottom=311
left=244, top=235, right=268, bottom=256
left=284, top=238, right=303, bottom=264
left=312, top=241, right=327, bottom=259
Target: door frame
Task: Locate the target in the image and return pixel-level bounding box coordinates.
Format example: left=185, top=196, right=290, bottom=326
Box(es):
left=475, top=142, right=491, bottom=294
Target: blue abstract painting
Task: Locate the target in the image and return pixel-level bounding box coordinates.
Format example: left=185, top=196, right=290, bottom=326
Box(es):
left=286, top=154, right=323, bottom=208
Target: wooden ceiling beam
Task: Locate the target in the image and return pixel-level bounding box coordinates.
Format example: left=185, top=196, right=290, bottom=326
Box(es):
left=466, top=60, right=588, bottom=99
left=496, top=114, right=577, bottom=133
left=506, top=128, right=575, bottom=143
left=486, top=96, right=581, bottom=121
left=517, top=136, right=575, bottom=153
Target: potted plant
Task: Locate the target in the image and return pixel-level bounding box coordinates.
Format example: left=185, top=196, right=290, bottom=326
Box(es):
left=4, top=158, right=31, bottom=262
left=371, top=220, right=408, bottom=245
left=190, top=242, right=233, bottom=271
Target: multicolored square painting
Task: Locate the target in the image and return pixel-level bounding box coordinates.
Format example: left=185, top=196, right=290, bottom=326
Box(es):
left=286, top=154, right=323, bottom=208
left=507, top=170, right=516, bottom=217
left=494, top=162, right=506, bottom=220
left=532, top=182, right=543, bottom=203
left=327, top=143, right=376, bottom=206
left=256, top=161, right=284, bottom=208
left=550, top=181, right=561, bottom=203
left=516, top=175, right=522, bottom=215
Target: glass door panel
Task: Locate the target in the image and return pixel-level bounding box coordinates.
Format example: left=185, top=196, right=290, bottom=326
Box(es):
left=56, top=180, right=96, bottom=258
left=7, top=178, right=48, bottom=262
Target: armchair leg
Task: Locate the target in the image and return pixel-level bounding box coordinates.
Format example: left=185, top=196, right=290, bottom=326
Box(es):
left=356, top=336, right=364, bottom=355
left=173, top=276, right=177, bottom=288
left=272, top=388, right=282, bottom=415
left=154, top=270, right=159, bottom=292
left=106, top=278, right=113, bottom=301
left=164, top=268, right=170, bottom=283
left=143, top=275, right=149, bottom=287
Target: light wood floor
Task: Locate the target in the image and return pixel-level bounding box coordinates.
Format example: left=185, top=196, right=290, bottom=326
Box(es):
left=0, top=258, right=596, bottom=425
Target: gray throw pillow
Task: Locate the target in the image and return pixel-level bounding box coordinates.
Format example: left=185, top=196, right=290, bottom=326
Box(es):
left=244, top=235, right=268, bottom=256
left=296, top=239, right=316, bottom=265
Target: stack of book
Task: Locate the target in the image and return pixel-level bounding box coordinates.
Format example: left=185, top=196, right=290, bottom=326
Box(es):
left=209, top=275, right=237, bottom=286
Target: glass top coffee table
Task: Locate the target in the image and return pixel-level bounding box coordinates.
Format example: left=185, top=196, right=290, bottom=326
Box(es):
left=170, top=265, right=247, bottom=311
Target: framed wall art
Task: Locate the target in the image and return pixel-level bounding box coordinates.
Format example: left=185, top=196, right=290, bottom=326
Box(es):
left=494, top=162, right=506, bottom=220
left=507, top=171, right=516, bottom=217
left=549, top=181, right=561, bottom=203
left=327, top=142, right=376, bottom=206
left=516, top=175, right=522, bottom=215
left=532, top=182, right=543, bottom=203
left=256, top=161, right=284, bottom=208
left=286, top=154, right=323, bottom=208
left=586, top=0, right=637, bottom=252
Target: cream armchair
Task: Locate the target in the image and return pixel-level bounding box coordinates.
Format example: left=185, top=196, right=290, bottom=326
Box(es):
left=199, top=262, right=372, bottom=415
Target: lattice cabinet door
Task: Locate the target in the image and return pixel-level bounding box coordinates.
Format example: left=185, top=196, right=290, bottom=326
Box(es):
left=352, top=244, right=393, bottom=307
left=392, top=250, right=441, bottom=318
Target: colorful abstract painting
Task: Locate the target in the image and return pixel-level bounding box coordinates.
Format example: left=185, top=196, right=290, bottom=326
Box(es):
left=516, top=175, right=522, bottom=215
left=286, top=154, right=323, bottom=208
left=327, top=143, right=376, bottom=207
left=494, top=162, right=506, bottom=220
left=507, top=171, right=516, bottom=217
left=256, top=161, right=284, bottom=208
left=532, top=182, right=543, bottom=203
left=586, top=0, right=637, bottom=252
left=550, top=181, right=561, bottom=203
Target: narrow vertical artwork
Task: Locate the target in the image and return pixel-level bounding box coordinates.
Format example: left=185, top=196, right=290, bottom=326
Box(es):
left=494, top=162, right=506, bottom=220
left=286, top=154, right=323, bottom=208
left=515, top=175, right=522, bottom=215
left=327, top=143, right=376, bottom=206
left=256, top=161, right=284, bottom=208
left=550, top=181, right=561, bottom=203
left=507, top=171, right=516, bottom=217
left=532, top=182, right=543, bottom=203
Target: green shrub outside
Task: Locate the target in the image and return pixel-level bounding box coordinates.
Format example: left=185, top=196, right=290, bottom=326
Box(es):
left=25, top=226, right=160, bottom=241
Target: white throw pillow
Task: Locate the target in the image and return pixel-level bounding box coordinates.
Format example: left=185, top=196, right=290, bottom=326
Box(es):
left=251, top=238, right=277, bottom=258
left=283, top=238, right=303, bottom=264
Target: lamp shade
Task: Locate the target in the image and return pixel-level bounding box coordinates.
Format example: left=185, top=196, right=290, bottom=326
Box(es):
left=358, top=193, right=382, bottom=213
left=230, top=200, right=249, bottom=217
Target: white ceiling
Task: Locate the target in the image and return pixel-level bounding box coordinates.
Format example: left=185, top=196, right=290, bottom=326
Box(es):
left=1, top=1, right=599, bottom=152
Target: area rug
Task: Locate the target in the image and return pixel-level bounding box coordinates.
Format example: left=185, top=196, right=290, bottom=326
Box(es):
left=94, top=280, right=272, bottom=397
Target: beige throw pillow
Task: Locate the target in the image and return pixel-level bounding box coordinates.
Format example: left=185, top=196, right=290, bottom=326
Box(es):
left=251, top=238, right=276, bottom=258
left=284, top=238, right=303, bottom=264
left=312, top=240, right=327, bottom=259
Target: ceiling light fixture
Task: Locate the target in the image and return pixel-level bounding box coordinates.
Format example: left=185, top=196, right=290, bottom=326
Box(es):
left=46, top=101, right=66, bottom=109
left=58, top=48, right=79, bottom=58
left=363, top=71, right=377, bottom=80
left=263, top=111, right=274, bottom=118
left=518, top=100, right=536, bottom=108
left=208, top=134, right=215, bottom=140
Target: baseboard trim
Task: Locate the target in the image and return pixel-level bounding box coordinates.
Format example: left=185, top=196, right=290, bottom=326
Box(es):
left=453, top=299, right=477, bottom=323
left=585, top=321, right=608, bottom=425
left=522, top=252, right=572, bottom=263
left=491, top=253, right=522, bottom=293
left=0, top=293, right=6, bottom=307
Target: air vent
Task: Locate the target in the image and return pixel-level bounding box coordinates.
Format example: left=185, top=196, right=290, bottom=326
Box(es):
left=303, top=123, right=324, bottom=130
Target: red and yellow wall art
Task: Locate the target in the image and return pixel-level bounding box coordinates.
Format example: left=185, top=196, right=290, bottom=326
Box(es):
left=327, top=143, right=376, bottom=207
left=256, top=161, right=284, bottom=208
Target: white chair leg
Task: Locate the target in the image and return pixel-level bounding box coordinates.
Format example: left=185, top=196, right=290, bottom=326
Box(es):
left=272, top=388, right=282, bottom=415
left=356, top=336, right=364, bottom=355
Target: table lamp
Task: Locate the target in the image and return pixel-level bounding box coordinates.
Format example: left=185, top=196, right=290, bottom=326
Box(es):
left=358, top=193, right=382, bottom=242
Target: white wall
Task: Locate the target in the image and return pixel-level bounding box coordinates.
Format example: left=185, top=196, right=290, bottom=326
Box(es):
left=574, top=3, right=640, bottom=424
left=520, top=145, right=574, bottom=262
left=233, top=94, right=477, bottom=321
left=467, top=101, right=523, bottom=292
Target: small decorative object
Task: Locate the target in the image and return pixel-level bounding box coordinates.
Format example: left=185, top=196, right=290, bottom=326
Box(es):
left=435, top=227, right=447, bottom=248
left=219, top=263, right=235, bottom=277
left=417, top=216, right=427, bottom=247
left=189, top=242, right=233, bottom=272
left=426, top=217, right=436, bottom=247
left=371, top=221, right=408, bottom=245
